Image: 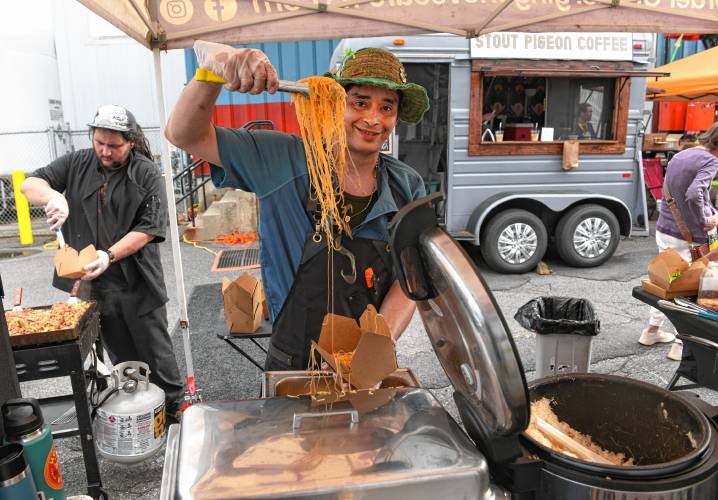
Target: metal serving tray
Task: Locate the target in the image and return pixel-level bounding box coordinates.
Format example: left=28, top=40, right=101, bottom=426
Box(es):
left=161, top=388, right=501, bottom=500
left=261, top=368, right=421, bottom=398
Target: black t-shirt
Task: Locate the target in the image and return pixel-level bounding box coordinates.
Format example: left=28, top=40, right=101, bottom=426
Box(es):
left=94, top=164, right=140, bottom=290
left=31, top=149, right=169, bottom=314
left=338, top=191, right=377, bottom=229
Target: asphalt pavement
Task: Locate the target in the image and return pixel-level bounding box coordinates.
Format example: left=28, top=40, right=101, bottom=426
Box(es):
left=2, top=225, right=714, bottom=499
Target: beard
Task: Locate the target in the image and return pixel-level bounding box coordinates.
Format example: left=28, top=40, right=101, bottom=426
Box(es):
left=95, top=152, right=131, bottom=169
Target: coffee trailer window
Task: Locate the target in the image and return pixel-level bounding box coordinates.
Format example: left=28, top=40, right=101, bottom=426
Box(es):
left=468, top=60, right=632, bottom=156
left=482, top=76, right=616, bottom=142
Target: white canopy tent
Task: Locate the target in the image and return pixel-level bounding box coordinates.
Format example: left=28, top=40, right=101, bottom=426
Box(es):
left=75, top=0, right=718, bottom=402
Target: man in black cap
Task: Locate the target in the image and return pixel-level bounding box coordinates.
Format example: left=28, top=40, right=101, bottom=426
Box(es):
left=21, top=105, right=185, bottom=421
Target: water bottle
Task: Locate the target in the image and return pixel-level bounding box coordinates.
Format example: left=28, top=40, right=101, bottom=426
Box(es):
left=2, top=399, right=66, bottom=500
left=0, top=443, right=38, bottom=500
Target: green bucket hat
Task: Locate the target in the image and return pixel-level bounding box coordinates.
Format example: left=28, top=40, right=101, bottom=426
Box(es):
left=331, top=48, right=429, bottom=124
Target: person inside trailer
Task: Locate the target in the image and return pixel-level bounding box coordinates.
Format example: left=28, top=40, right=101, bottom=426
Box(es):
left=573, top=103, right=597, bottom=139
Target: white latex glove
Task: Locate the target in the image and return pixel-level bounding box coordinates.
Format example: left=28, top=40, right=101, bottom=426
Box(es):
left=82, top=251, right=110, bottom=281
left=45, top=193, right=69, bottom=230
left=194, top=40, right=279, bottom=94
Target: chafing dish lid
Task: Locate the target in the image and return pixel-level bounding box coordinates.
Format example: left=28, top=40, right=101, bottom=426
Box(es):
left=389, top=195, right=530, bottom=447
left=172, top=388, right=488, bottom=498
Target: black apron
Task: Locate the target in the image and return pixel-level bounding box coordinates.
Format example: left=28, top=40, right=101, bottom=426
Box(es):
left=265, top=192, right=398, bottom=371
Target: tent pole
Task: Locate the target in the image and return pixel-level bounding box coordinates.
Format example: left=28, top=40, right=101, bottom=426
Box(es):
left=152, top=47, right=199, bottom=405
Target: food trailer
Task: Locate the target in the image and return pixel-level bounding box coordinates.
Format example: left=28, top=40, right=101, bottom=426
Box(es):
left=330, top=33, right=663, bottom=273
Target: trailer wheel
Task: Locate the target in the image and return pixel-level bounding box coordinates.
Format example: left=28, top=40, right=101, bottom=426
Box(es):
left=480, top=209, right=548, bottom=273
left=555, top=204, right=620, bottom=267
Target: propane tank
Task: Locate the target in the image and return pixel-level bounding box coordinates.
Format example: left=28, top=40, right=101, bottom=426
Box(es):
left=93, top=361, right=166, bottom=464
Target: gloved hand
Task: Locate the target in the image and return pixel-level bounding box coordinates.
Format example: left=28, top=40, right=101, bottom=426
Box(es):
left=45, top=193, right=69, bottom=230
left=82, top=251, right=110, bottom=281
left=194, top=40, right=279, bottom=94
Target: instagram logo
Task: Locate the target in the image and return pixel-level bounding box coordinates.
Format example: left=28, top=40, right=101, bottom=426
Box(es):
left=161, top=0, right=193, bottom=25
left=167, top=0, right=186, bottom=18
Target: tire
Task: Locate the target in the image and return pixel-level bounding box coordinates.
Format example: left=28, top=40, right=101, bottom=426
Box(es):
left=555, top=204, right=620, bottom=267
left=480, top=209, right=548, bottom=273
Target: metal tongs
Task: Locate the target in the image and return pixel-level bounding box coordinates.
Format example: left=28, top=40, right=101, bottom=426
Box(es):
left=194, top=68, right=309, bottom=96
left=658, top=298, right=718, bottom=322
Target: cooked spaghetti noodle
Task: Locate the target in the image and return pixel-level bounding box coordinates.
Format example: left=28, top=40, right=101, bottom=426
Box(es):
left=291, top=76, right=349, bottom=245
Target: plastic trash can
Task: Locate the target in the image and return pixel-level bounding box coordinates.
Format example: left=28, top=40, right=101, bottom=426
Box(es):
left=514, top=297, right=600, bottom=378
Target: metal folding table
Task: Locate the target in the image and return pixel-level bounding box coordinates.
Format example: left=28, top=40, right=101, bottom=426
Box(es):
left=633, top=286, right=718, bottom=392
left=216, top=319, right=272, bottom=370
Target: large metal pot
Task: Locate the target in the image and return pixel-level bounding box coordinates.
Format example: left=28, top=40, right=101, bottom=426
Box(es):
left=389, top=194, right=718, bottom=499
left=522, top=373, right=718, bottom=498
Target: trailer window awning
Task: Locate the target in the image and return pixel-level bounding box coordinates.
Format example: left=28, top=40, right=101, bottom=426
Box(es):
left=473, top=60, right=668, bottom=78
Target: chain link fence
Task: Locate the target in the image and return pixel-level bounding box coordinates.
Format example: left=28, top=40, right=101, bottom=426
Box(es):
left=0, top=126, right=178, bottom=229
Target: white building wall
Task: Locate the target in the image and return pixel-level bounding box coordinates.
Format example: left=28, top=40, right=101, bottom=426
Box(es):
left=0, top=0, right=187, bottom=176
left=0, top=2, right=62, bottom=174
left=51, top=0, right=186, bottom=159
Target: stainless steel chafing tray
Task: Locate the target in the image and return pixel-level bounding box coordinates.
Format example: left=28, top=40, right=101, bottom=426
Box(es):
left=261, top=368, right=421, bottom=398
left=160, top=388, right=505, bottom=499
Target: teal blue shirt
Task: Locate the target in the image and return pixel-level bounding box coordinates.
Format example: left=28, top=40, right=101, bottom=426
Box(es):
left=211, top=127, right=426, bottom=321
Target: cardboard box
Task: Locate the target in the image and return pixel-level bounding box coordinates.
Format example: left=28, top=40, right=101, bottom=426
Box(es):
left=312, top=305, right=397, bottom=390
left=260, top=281, right=269, bottom=320
left=54, top=245, right=98, bottom=279
left=222, top=273, right=263, bottom=333
left=641, top=279, right=694, bottom=299
left=645, top=248, right=708, bottom=296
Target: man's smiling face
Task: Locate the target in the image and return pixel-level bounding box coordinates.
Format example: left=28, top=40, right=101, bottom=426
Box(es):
left=344, top=85, right=399, bottom=158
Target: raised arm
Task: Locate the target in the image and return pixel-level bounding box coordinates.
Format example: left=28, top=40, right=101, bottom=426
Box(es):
left=165, top=80, right=223, bottom=166
left=165, top=41, right=279, bottom=167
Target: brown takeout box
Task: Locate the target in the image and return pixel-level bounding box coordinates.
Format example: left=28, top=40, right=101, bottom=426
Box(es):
left=222, top=273, right=263, bottom=333
left=312, top=305, right=397, bottom=390
left=643, top=248, right=708, bottom=298
left=54, top=244, right=98, bottom=279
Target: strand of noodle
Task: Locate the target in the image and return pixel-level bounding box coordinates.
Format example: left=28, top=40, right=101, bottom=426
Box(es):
left=291, top=77, right=349, bottom=247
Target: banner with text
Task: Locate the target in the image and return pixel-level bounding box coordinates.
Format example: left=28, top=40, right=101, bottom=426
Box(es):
left=470, top=32, right=634, bottom=60
left=80, top=0, right=718, bottom=50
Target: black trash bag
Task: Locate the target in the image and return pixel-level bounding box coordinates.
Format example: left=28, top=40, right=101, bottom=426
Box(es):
left=514, top=297, right=600, bottom=336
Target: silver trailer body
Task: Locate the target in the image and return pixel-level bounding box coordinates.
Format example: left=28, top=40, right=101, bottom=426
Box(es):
left=332, top=34, right=653, bottom=272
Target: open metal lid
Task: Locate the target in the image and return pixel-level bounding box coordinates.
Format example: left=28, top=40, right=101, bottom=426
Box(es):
left=389, top=194, right=529, bottom=461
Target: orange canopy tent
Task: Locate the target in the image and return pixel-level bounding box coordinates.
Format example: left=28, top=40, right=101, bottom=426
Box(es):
left=646, top=46, right=718, bottom=102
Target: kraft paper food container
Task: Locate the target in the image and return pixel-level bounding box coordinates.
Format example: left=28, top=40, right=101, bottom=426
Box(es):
left=222, top=273, right=263, bottom=333
left=645, top=248, right=708, bottom=296
left=259, top=280, right=269, bottom=320
left=54, top=244, right=98, bottom=279
left=312, top=305, right=397, bottom=390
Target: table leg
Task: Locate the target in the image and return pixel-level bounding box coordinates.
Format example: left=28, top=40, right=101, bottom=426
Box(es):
left=222, top=338, right=266, bottom=370
left=250, top=338, right=268, bottom=354
left=68, top=345, right=105, bottom=499
left=667, top=372, right=682, bottom=391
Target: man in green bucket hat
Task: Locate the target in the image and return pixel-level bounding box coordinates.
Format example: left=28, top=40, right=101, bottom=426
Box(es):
left=167, top=42, right=429, bottom=372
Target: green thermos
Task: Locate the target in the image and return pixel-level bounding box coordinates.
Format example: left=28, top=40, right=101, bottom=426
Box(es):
left=2, top=398, right=66, bottom=500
